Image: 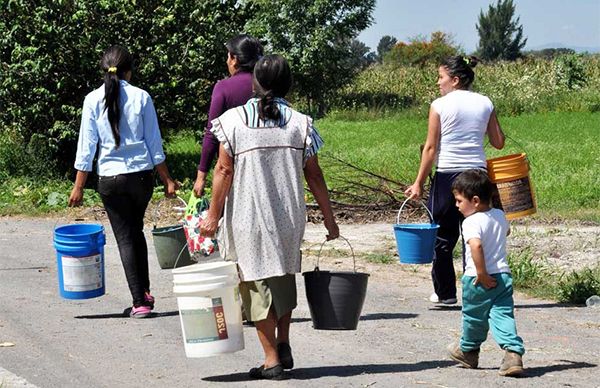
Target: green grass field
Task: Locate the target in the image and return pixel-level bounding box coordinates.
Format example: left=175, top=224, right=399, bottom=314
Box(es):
left=316, top=111, right=600, bottom=221
left=1, top=111, right=598, bottom=221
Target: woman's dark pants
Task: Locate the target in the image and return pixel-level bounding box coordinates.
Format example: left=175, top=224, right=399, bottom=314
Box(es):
left=427, top=172, right=464, bottom=301
left=97, top=170, right=154, bottom=307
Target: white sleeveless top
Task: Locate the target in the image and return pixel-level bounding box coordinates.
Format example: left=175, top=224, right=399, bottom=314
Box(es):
left=211, top=101, right=319, bottom=281
left=431, top=90, right=493, bottom=172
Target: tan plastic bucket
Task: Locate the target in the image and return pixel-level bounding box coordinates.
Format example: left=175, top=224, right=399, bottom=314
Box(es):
left=487, top=153, right=536, bottom=220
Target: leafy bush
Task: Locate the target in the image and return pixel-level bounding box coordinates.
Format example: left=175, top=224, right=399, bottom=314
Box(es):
left=247, top=0, right=375, bottom=117
left=0, top=0, right=252, bottom=176
left=0, top=129, right=57, bottom=180
left=331, top=55, right=600, bottom=114
left=556, top=267, right=600, bottom=305
left=507, top=248, right=551, bottom=291
left=553, top=53, right=587, bottom=90
left=163, top=130, right=202, bottom=184
left=384, top=31, right=460, bottom=67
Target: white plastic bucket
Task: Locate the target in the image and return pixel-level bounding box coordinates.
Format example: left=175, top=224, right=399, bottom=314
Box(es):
left=173, top=274, right=237, bottom=286
left=172, top=261, right=244, bottom=358
left=172, top=261, right=238, bottom=282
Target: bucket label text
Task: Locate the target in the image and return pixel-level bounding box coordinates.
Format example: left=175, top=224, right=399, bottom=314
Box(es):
left=497, top=177, right=535, bottom=215
left=181, top=297, right=229, bottom=343
left=61, top=254, right=103, bottom=292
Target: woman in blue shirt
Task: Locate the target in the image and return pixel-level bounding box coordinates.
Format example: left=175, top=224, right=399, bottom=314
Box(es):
left=69, top=46, right=179, bottom=318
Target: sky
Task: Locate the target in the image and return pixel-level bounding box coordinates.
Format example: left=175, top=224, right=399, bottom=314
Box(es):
left=358, top=0, right=600, bottom=53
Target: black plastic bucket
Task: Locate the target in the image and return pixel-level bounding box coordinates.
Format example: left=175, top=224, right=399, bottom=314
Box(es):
left=152, top=225, right=194, bottom=269
left=302, top=237, right=369, bottom=330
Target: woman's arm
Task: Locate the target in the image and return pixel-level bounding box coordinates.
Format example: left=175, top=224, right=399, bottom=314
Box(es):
left=404, top=106, right=441, bottom=200
left=155, top=162, right=180, bottom=198
left=70, top=97, right=97, bottom=207
left=486, top=110, right=505, bottom=150
left=304, top=155, right=339, bottom=240
left=195, top=82, right=227, bottom=196
left=68, top=170, right=89, bottom=207
left=200, top=144, right=234, bottom=237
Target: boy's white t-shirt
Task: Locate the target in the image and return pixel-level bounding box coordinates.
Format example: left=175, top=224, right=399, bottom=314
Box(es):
left=462, top=208, right=511, bottom=277
left=431, top=90, right=493, bottom=172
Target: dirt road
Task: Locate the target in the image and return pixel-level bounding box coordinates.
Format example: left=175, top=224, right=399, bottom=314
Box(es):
left=0, top=217, right=599, bottom=387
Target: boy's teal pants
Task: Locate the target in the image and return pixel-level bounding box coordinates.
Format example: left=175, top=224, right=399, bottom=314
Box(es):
left=460, top=273, right=525, bottom=355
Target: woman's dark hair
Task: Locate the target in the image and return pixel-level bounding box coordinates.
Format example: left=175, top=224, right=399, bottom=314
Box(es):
left=253, top=54, right=292, bottom=122
left=451, top=169, right=494, bottom=204
left=100, top=45, right=133, bottom=148
left=226, top=34, right=263, bottom=73
left=440, top=55, right=479, bottom=89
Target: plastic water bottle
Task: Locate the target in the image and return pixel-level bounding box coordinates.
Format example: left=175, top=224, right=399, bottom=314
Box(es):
left=586, top=295, right=600, bottom=307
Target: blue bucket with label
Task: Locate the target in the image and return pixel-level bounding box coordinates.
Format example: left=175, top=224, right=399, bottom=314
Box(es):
left=393, top=199, right=439, bottom=264
left=53, top=224, right=106, bottom=299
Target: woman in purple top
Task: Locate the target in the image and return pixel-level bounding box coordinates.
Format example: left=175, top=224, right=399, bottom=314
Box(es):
left=193, top=34, right=263, bottom=196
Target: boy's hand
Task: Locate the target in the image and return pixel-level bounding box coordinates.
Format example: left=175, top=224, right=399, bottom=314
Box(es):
left=473, top=273, right=497, bottom=289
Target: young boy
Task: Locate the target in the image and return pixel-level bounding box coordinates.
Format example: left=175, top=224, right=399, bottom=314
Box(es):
left=447, top=169, right=525, bottom=377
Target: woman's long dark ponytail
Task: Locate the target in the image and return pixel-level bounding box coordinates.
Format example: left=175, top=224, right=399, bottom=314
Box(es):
left=100, top=46, right=133, bottom=148
left=253, top=54, right=292, bottom=122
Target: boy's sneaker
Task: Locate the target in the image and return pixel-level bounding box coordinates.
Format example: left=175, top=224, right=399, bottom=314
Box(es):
left=430, top=293, right=457, bottom=305
left=499, top=350, right=524, bottom=376
left=447, top=342, right=479, bottom=368
left=129, top=305, right=152, bottom=319
left=144, top=292, right=155, bottom=310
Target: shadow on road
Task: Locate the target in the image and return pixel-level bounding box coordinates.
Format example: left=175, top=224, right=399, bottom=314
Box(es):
left=292, top=312, right=418, bottom=324
left=514, top=303, right=577, bottom=309
left=74, top=310, right=179, bottom=319
left=428, top=306, right=462, bottom=311
left=202, top=360, right=455, bottom=382
left=360, top=312, right=419, bottom=320
left=523, top=360, right=597, bottom=377
left=427, top=303, right=578, bottom=311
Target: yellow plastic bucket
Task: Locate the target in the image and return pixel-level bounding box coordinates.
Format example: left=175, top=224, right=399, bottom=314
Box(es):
left=487, top=153, right=536, bottom=220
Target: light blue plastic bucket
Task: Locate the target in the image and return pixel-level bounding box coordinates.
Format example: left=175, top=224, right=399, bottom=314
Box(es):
left=53, top=224, right=106, bottom=299
left=393, top=199, right=439, bottom=264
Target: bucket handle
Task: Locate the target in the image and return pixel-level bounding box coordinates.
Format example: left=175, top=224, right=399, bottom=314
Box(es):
left=54, top=207, right=104, bottom=230
left=173, top=242, right=190, bottom=269
left=396, top=198, right=434, bottom=225
left=314, top=235, right=357, bottom=273
left=152, top=196, right=187, bottom=229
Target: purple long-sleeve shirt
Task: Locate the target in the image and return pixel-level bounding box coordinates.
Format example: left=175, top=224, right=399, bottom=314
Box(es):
left=198, top=71, right=254, bottom=172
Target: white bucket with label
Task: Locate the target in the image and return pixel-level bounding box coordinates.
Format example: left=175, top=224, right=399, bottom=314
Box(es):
left=172, top=261, right=244, bottom=358
left=172, top=261, right=238, bottom=282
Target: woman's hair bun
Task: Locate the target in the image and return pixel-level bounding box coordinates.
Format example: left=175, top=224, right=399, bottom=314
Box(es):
left=465, top=55, right=479, bottom=68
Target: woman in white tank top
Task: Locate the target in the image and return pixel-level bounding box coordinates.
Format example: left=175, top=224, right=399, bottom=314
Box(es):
left=404, top=56, right=506, bottom=305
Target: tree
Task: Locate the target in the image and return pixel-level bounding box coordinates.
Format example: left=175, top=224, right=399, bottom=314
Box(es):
left=476, top=0, right=527, bottom=61
left=247, top=0, right=376, bottom=116
left=385, top=31, right=459, bottom=66
left=347, top=39, right=376, bottom=70
left=376, top=35, right=397, bottom=63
